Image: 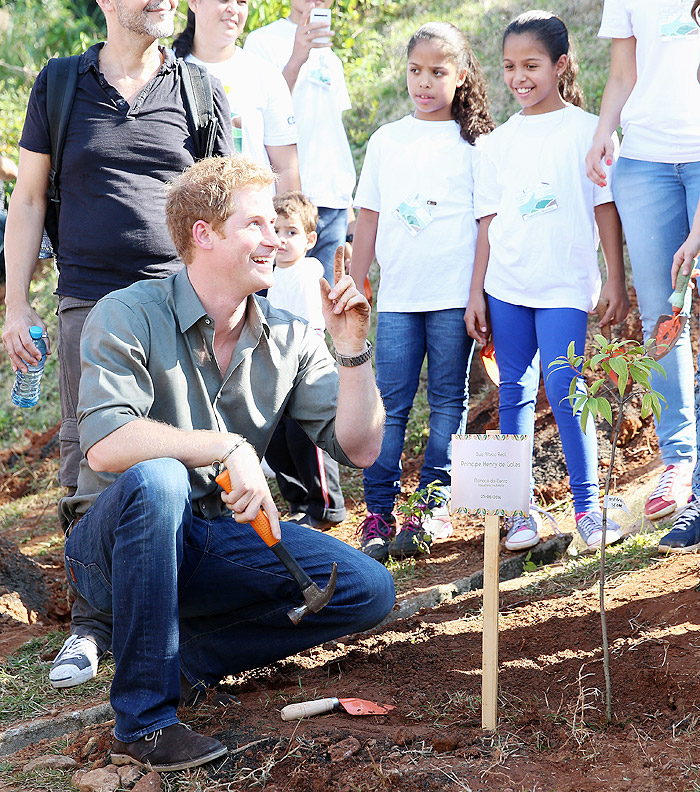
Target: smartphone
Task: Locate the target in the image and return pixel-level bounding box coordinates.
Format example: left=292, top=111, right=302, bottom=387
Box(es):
left=309, top=7, right=331, bottom=45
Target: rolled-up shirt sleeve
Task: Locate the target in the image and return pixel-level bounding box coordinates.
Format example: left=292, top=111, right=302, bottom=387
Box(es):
left=77, top=296, right=154, bottom=456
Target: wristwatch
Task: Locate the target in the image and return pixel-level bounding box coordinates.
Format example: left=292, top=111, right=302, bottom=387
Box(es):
left=334, top=340, right=373, bottom=367
left=346, top=233, right=354, bottom=243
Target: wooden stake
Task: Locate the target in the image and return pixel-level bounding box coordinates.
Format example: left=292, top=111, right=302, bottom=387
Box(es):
left=481, top=509, right=499, bottom=730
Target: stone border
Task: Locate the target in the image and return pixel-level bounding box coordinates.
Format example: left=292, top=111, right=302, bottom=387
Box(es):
left=378, top=533, right=572, bottom=626
left=0, top=703, right=114, bottom=757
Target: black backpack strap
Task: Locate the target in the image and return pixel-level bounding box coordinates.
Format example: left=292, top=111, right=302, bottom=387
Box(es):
left=46, top=55, right=80, bottom=200
left=178, top=59, right=218, bottom=160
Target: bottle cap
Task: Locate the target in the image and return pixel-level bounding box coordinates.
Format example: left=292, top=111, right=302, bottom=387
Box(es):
left=29, top=326, right=43, bottom=340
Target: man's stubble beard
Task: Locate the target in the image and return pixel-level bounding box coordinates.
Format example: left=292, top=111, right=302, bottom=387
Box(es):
left=114, top=0, right=175, bottom=39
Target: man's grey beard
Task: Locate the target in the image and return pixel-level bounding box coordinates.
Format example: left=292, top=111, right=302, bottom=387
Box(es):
left=114, top=0, right=175, bottom=39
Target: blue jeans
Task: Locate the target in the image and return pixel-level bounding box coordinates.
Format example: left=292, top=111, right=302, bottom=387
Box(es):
left=308, top=206, right=347, bottom=284
left=613, top=157, right=699, bottom=476
left=363, top=309, right=474, bottom=513
left=488, top=297, right=599, bottom=513
left=64, top=458, right=395, bottom=742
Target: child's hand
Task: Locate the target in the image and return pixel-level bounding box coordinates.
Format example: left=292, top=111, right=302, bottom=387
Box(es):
left=596, top=280, right=630, bottom=326
left=464, top=293, right=489, bottom=346
left=671, top=231, right=700, bottom=288
left=585, top=132, right=614, bottom=188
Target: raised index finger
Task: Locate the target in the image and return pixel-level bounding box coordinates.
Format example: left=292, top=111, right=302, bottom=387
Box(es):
left=334, top=245, right=345, bottom=287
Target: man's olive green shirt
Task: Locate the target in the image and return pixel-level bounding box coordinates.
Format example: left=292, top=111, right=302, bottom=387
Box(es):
left=59, top=268, right=353, bottom=528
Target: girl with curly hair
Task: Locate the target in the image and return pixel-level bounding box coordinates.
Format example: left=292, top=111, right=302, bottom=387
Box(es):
left=465, top=11, right=629, bottom=552
left=350, top=22, right=494, bottom=562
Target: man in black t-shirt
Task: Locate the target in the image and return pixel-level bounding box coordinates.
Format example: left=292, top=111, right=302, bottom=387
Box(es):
left=1, top=0, right=232, bottom=690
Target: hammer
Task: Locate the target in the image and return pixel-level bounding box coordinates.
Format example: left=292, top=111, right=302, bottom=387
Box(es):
left=215, top=470, right=337, bottom=624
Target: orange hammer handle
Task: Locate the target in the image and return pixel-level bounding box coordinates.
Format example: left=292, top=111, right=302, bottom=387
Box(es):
left=215, top=469, right=279, bottom=547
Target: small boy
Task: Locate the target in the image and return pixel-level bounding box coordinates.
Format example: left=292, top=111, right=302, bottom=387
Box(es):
left=265, top=191, right=346, bottom=531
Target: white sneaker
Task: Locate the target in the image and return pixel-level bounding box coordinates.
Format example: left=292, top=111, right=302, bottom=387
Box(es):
left=422, top=505, right=454, bottom=540
left=504, top=510, right=542, bottom=551
left=49, top=635, right=102, bottom=689
left=576, top=511, right=623, bottom=549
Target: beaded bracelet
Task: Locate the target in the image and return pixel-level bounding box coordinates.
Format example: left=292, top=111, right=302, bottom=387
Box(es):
left=213, top=437, right=247, bottom=470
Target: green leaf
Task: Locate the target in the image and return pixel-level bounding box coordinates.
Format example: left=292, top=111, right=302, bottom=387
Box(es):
left=641, top=392, right=652, bottom=419
left=597, top=397, right=613, bottom=426
left=649, top=359, right=667, bottom=378
left=589, top=378, right=604, bottom=396
left=572, top=395, right=588, bottom=413
left=567, top=340, right=576, bottom=360
left=609, top=355, right=627, bottom=378
left=580, top=403, right=590, bottom=433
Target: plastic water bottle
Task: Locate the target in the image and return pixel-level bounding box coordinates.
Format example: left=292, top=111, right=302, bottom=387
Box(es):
left=11, top=326, right=47, bottom=408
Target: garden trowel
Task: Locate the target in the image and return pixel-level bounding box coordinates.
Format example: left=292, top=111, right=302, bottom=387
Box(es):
left=280, top=697, right=394, bottom=720
left=480, top=338, right=499, bottom=386
left=650, top=266, right=694, bottom=361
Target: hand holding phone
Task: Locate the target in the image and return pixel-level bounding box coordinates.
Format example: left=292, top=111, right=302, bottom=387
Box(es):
left=309, top=7, right=331, bottom=45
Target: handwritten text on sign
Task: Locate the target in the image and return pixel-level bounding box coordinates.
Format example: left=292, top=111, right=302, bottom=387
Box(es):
left=451, top=434, right=531, bottom=516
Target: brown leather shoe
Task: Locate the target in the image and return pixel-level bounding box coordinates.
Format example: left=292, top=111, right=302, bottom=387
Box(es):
left=111, top=723, right=227, bottom=772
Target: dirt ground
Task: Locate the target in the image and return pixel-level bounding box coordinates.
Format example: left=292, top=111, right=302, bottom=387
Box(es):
left=1, top=292, right=700, bottom=790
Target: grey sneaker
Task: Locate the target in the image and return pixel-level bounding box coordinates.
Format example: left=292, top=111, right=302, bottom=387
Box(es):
left=504, top=512, right=541, bottom=551
left=576, top=511, right=623, bottom=548
left=49, top=635, right=102, bottom=689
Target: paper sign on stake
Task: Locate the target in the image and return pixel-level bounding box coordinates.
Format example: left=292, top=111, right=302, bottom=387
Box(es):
left=603, top=494, right=630, bottom=515
left=451, top=434, right=531, bottom=517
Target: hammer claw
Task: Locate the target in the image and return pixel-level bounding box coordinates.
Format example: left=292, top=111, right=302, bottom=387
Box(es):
left=288, top=562, right=338, bottom=624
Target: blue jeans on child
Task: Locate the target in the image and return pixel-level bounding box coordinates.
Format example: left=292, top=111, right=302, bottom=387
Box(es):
left=64, top=458, right=395, bottom=743
left=363, top=309, right=473, bottom=513
left=613, top=157, right=700, bottom=481
left=488, top=297, right=598, bottom=513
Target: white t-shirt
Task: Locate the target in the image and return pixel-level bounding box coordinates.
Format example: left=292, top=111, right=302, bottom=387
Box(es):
left=475, top=106, right=615, bottom=312
left=354, top=114, right=478, bottom=313
left=186, top=48, right=297, bottom=169
left=244, top=18, right=355, bottom=208
left=599, top=0, right=700, bottom=162
left=266, top=256, right=325, bottom=332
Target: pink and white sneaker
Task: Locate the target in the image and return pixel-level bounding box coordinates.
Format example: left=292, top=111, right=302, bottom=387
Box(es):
left=644, top=463, right=693, bottom=521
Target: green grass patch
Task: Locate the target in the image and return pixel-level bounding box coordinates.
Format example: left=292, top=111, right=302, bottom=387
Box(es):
left=0, top=632, right=112, bottom=726
left=5, top=766, right=75, bottom=792
left=385, top=554, right=421, bottom=592
left=516, top=528, right=669, bottom=600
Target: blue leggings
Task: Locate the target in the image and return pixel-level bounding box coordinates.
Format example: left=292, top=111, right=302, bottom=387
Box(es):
left=488, top=296, right=599, bottom=513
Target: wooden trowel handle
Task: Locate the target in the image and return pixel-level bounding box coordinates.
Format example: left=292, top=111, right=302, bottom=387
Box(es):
left=215, top=469, right=278, bottom=547
left=281, top=698, right=339, bottom=721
